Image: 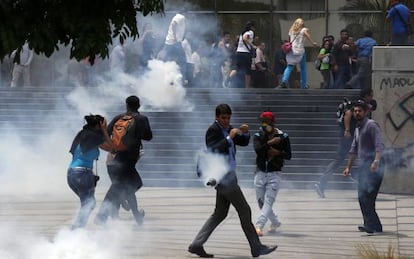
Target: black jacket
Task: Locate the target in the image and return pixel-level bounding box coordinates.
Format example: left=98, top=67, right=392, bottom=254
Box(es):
left=205, top=121, right=250, bottom=189
left=206, top=121, right=250, bottom=154
left=108, top=111, right=152, bottom=162
left=253, top=128, right=291, bottom=172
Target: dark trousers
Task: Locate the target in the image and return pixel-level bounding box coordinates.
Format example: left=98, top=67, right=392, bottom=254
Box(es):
left=190, top=185, right=262, bottom=256
left=392, top=32, right=409, bottom=46
left=357, top=160, right=384, bottom=231
left=320, top=69, right=332, bottom=89
left=318, top=133, right=353, bottom=190
left=96, top=162, right=143, bottom=224
left=346, top=57, right=371, bottom=89
left=160, top=43, right=187, bottom=81
left=252, top=70, right=266, bottom=88
left=234, top=52, right=252, bottom=88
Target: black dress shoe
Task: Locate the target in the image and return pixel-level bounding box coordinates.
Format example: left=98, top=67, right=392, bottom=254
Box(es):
left=252, top=245, right=278, bottom=257
left=188, top=245, right=214, bottom=258
left=358, top=225, right=382, bottom=234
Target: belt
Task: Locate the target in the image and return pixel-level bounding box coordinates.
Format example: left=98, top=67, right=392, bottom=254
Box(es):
left=258, top=170, right=281, bottom=174
left=70, top=167, right=93, bottom=172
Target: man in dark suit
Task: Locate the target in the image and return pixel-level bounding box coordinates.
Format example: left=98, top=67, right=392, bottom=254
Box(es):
left=188, top=103, right=277, bottom=258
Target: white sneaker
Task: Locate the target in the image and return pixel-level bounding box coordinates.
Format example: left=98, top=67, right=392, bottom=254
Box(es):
left=268, top=221, right=281, bottom=233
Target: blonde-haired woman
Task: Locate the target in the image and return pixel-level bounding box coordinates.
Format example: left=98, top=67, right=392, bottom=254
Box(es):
left=280, top=18, right=318, bottom=89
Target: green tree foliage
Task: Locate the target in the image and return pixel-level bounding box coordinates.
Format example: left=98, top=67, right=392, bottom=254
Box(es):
left=0, top=0, right=164, bottom=64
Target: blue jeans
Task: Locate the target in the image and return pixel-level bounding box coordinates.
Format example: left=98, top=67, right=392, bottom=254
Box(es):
left=254, top=171, right=281, bottom=228
left=282, top=54, right=307, bottom=89
left=334, top=63, right=352, bottom=89
left=67, top=167, right=96, bottom=228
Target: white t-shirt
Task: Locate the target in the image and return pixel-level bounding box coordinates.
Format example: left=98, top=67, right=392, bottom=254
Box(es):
left=290, top=28, right=307, bottom=55
left=165, top=14, right=186, bottom=45
left=254, top=48, right=265, bottom=64
left=236, top=30, right=254, bottom=53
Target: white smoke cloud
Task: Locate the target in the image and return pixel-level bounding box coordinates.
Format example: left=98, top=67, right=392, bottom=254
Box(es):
left=0, top=223, right=136, bottom=259
left=0, top=128, right=73, bottom=195
left=196, top=150, right=230, bottom=186
left=66, top=60, right=193, bottom=115
left=0, top=2, right=222, bottom=258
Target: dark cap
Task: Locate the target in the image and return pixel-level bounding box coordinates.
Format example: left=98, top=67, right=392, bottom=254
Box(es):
left=354, top=100, right=369, bottom=111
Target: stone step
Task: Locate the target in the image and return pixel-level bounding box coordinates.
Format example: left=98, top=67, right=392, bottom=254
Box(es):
left=0, top=87, right=359, bottom=189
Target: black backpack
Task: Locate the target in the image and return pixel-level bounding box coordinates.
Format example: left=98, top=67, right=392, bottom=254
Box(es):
left=336, top=97, right=353, bottom=125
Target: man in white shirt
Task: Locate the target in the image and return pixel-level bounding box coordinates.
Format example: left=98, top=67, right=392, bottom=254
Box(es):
left=10, top=41, right=34, bottom=88
left=235, top=21, right=256, bottom=88
left=161, top=11, right=188, bottom=84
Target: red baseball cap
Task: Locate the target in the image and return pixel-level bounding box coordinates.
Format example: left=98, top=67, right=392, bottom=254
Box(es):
left=259, top=111, right=275, bottom=122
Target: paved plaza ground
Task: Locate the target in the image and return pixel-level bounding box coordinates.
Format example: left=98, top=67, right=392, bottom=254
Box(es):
left=0, top=187, right=413, bottom=259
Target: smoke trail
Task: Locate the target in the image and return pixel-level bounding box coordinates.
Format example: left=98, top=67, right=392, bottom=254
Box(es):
left=196, top=150, right=230, bottom=186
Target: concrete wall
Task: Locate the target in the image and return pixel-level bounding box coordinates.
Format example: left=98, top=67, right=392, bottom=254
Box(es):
left=372, top=46, right=414, bottom=194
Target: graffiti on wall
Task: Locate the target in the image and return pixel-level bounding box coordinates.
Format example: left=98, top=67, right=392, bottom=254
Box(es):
left=385, top=91, right=414, bottom=131
left=381, top=86, right=414, bottom=147
left=380, top=77, right=414, bottom=90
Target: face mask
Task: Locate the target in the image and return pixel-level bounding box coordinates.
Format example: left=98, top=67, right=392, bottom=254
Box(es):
left=261, top=123, right=273, bottom=133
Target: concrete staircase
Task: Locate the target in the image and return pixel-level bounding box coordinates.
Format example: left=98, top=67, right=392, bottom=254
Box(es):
left=0, top=86, right=360, bottom=189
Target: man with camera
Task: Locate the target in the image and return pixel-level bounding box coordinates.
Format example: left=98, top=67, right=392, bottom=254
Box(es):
left=315, top=88, right=376, bottom=198
left=95, top=96, right=153, bottom=226
left=343, top=100, right=385, bottom=234
left=253, top=111, right=291, bottom=236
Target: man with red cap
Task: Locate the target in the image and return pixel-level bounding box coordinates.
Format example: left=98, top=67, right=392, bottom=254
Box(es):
left=253, top=111, right=291, bottom=236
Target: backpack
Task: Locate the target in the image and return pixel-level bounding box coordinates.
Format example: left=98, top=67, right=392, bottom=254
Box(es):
left=314, top=59, right=321, bottom=71
left=112, top=114, right=136, bottom=151
left=336, top=97, right=353, bottom=125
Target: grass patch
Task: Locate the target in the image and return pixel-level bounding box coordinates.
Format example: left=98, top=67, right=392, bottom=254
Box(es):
left=357, top=243, right=414, bottom=259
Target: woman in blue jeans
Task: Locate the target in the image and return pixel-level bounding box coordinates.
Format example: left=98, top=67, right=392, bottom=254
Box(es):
left=280, top=18, right=318, bottom=89
left=67, top=114, right=113, bottom=229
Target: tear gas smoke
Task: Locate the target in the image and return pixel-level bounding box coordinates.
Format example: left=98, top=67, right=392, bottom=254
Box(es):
left=0, top=2, right=235, bottom=258
left=196, top=150, right=230, bottom=187
left=0, top=223, right=135, bottom=259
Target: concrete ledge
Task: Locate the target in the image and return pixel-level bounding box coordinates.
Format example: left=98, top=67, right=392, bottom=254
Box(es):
left=373, top=46, right=414, bottom=71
